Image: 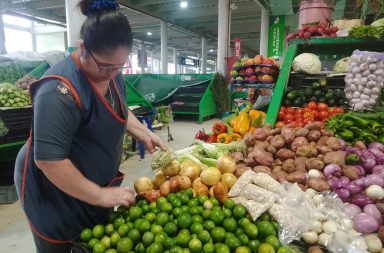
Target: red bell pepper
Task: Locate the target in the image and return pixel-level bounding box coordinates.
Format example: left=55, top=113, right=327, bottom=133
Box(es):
left=212, top=123, right=228, bottom=135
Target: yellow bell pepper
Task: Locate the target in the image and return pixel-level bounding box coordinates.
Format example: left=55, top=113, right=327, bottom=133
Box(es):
left=231, top=133, right=242, bottom=141
left=248, top=109, right=261, bottom=122
left=248, top=126, right=256, bottom=135
left=233, top=111, right=250, bottom=136
left=217, top=133, right=232, bottom=144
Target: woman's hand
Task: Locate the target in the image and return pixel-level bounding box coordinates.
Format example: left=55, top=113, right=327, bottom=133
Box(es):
left=142, top=132, right=167, bottom=154
left=96, top=186, right=135, bottom=207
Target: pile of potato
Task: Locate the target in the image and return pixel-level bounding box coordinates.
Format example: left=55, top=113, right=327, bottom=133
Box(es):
left=15, top=75, right=37, bottom=90
left=231, top=122, right=346, bottom=192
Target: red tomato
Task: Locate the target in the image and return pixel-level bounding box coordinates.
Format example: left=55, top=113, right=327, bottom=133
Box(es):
left=334, top=107, right=345, bottom=114
left=318, top=103, right=328, bottom=111
left=295, top=114, right=304, bottom=121
left=278, top=111, right=285, bottom=121
left=295, top=108, right=303, bottom=115
left=288, top=121, right=298, bottom=128
left=275, top=121, right=285, bottom=128
left=279, top=106, right=286, bottom=112
left=286, top=107, right=295, bottom=114
left=296, top=121, right=304, bottom=128
left=303, top=118, right=313, bottom=125
left=311, top=110, right=319, bottom=120
left=303, top=112, right=313, bottom=119
left=308, top=102, right=317, bottom=110
left=284, top=113, right=294, bottom=121
left=303, top=107, right=312, bottom=113
left=285, top=118, right=294, bottom=124
left=319, top=110, right=330, bottom=120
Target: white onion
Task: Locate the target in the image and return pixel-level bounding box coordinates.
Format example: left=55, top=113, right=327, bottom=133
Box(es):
left=308, top=169, right=322, bottom=178
left=367, top=81, right=377, bottom=88
left=363, top=88, right=371, bottom=96
left=360, top=77, right=368, bottom=85
left=357, top=85, right=364, bottom=92
left=350, top=84, right=357, bottom=91
left=369, top=63, right=377, bottom=71
left=372, top=87, right=381, bottom=94
left=368, top=74, right=376, bottom=80
left=362, top=70, right=371, bottom=76
left=360, top=63, right=369, bottom=71
left=352, top=66, right=361, bottom=73
left=346, top=93, right=353, bottom=100
left=355, top=73, right=363, bottom=79
left=322, top=220, right=337, bottom=234
left=352, top=91, right=360, bottom=98
left=374, top=69, right=383, bottom=76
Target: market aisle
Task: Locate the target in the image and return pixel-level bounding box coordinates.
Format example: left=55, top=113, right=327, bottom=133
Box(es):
left=0, top=118, right=218, bottom=253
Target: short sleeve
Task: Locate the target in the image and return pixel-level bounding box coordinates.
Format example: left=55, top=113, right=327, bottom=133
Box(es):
left=33, top=79, right=82, bottom=161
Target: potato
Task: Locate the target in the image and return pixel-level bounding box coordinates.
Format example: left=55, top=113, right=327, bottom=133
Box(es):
left=265, top=136, right=273, bottom=144
left=245, top=156, right=258, bottom=168
left=247, top=147, right=254, bottom=154
left=295, top=127, right=309, bottom=137
left=140, top=189, right=160, bottom=203
left=253, top=165, right=272, bottom=175
left=296, top=145, right=318, bottom=158
left=272, top=165, right=282, bottom=173
left=317, top=136, right=330, bottom=147
left=254, top=141, right=268, bottom=150
left=213, top=181, right=228, bottom=203
left=354, top=141, right=367, bottom=150
left=154, top=171, right=167, bottom=188
left=159, top=180, right=170, bottom=196
left=317, top=145, right=332, bottom=154
left=265, top=145, right=277, bottom=155
left=326, top=137, right=344, bottom=151
left=270, top=128, right=281, bottom=136
left=235, top=166, right=251, bottom=178
left=305, top=121, right=321, bottom=131
left=276, top=148, right=296, bottom=161
left=286, top=171, right=307, bottom=184
left=342, top=165, right=361, bottom=180
left=192, top=177, right=209, bottom=196
left=307, top=178, right=330, bottom=192
left=320, top=129, right=332, bottom=136
left=295, top=157, right=308, bottom=172
left=305, top=158, right=325, bottom=171
left=273, top=159, right=283, bottom=166
left=377, top=226, right=384, bottom=244
left=243, top=132, right=256, bottom=147
left=291, top=136, right=309, bottom=152
left=317, top=154, right=325, bottom=161
left=169, top=175, right=191, bottom=192
left=324, top=151, right=346, bottom=166
left=281, top=127, right=295, bottom=143
left=231, top=152, right=244, bottom=164
left=307, top=130, right=321, bottom=142
left=282, top=159, right=296, bottom=173
left=308, top=246, right=324, bottom=253
left=270, top=135, right=285, bottom=150
left=134, top=177, right=155, bottom=194
left=253, top=148, right=274, bottom=166
left=273, top=170, right=288, bottom=183
left=254, top=128, right=268, bottom=141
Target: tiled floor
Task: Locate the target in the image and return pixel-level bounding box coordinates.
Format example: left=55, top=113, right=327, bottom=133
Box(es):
left=0, top=118, right=218, bottom=253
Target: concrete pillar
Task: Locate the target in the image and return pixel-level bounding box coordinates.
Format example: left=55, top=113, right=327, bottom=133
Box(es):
left=139, top=41, right=145, bottom=73
left=65, top=0, right=86, bottom=48
left=0, top=15, right=6, bottom=54
left=259, top=6, right=269, bottom=56
left=31, top=21, right=37, bottom=52
left=201, top=37, right=207, bottom=74
left=173, top=48, right=177, bottom=74
left=217, top=0, right=230, bottom=75
left=197, top=54, right=200, bottom=73
left=150, top=50, right=154, bottom=73
left=160, top=21, right=168, bottom=74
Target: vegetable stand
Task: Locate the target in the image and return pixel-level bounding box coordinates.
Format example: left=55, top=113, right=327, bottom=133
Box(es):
left=265, top=37, right=384, bottom=126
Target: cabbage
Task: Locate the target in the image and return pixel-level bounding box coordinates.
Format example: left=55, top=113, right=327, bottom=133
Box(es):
left=333, top=57, right=350, bottom=73
left=371, top=18, right=384, bottom=27
left=292, top=53, right=322, bottom=74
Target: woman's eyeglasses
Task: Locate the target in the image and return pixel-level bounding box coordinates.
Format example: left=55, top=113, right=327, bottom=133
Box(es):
left=87, top=49, right=129, bottom=73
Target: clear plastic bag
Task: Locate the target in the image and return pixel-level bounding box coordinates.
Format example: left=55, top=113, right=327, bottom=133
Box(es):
left=252, top=88, right=273, bottom=109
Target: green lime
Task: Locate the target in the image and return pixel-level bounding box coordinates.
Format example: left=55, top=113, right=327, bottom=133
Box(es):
left=151, top=224, right=164, bottom=234
left=248, top=240, right=261, bottom=252
left=211, top=206, right=222, bottom=212
left=154, top=232, right=168, bottom=244
left=222, top=218, right=237, bottom=233
left=222, top=208, right=232, bottom=218
left=113, top=217, right=125, bottom=230
left=210, top=198, right=220, bottom=206
left=238, top=218, right=251, bottom=229
left=178, top=193, right=190, bottom=205
left=167, top=193, right=177, bottom=202
left=80, top=228, right=93, bottom=242
left=116, top=238, right=133, bottom=252
left=225, top=232, right=235, bottom=240
left=93, top=242, right=106, bottom=253
left=236, top=246, right=251, bottom=253
left=137, top=199, right=149, bottom=207
left=156, top=212, right=170, bottom=226
left=160, top=202, right=173, bottom=213
left=235, top=228, right=245, bottom=237
left=202, top=209, right=211, bottom=220
left=258, top=243, right=275, bottom=253
left=176, top=232, right=191, bottom=247
left=105, top=249, right=117, bottom=253
left=179, top=229, right=190, bottom=235
left=127, top=229, right=140, bottom=244
left=163, top=237, right=176, bottom=250
left=190, top=222, right=204, bottom=234
left=135, top=242, right=146, bottom=253
left=277, top=246, right=293, bottom=253
left=142, top=204, right=151, bottom=214
left=108, top=211, right=120, bottom=223
left=149, top=202, right=157, bottom=210
left=129, top=207, right=143, bottom=222
left=93, top=225, right=105, bottom=239
left=202, top=242, right=215, bottom=253
left=191, top=215, right=203, bottom=224
left=215, top=242, right=230, bottom=253
left=233, top=205, right=247, bottom=220
left=170, top=245, right=183, bottom=253
left=191, top=234, right=198, bottom=239
left=203, top=220, right=215, bottom=232
left=189, top=238, right=202, bottom=253
left=170, top=198, right=182, bottom=208
left=110, top=232, right=120, bottom=247
left=101, top=236, right=111, bottom=248
left=142, top=231, right=155, bottom=246
left=183, top=188, right=194, bottom=198
left=271, top=221, right=279, bottom=232
left=117, top=205, right=127, bottom=214
left=156, top=196, right=168, bottom=206
left=265, top=235, right=281, bottom=251
left=177, top=213, right=192, bottom=229
left=238, top=233, right=249, bottom=245
left=147, top=242, right=164, bottom=253
left=209, top=210, right=225, bottom=225
left=164, top=222, right=178, bottom=236
left=244, top=223, right=258, bottom=239
left=105, top=224, right=114, bottom=236
left=197, top=230, right=210, bottom=244
left=172, top=207, right=182, bottom=217
left=117, top=224, right=130, bottom=237
left=87, top=238, right=100, bottom=250
left=188, top=198, right=199, bottom=207
left=189, top=206, right=201, bottom=216
left=145, top=212, right=157, bottom=223
left=152, top=208, right=160, bottom=215
left=257, top=221, right=276, bottom=238
left=181, top=206, right=190, bottom=213
left=137, top=219, right=151, bottom=234
left=259, top=213, right=271, bottom=221
left=211, top=227, right=225, bottom=242
left=225, top=236, right=242, bottom=251
left=197, top=195, right=209, bottom=204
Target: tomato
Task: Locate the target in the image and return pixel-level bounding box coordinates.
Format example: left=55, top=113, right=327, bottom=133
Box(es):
left=286, top=107, right=295, bottom=114
left=303, top=118, right=313, bottom=125
left=284, top=113, right=294, bottom=121
left=296, top=121, right=304, bottom=128
left=279, top=106, right=286, bottom=113
left=308, top=102, right=317, bottom=110
left=278, top=111, right=285, bottom=121
left=334, top=107, right=345, bottom=114
left=320, top=121, right=325, bottom=129
left=294, top=113, right=304, bottom=121
left=295, top=108, right=303, bottom=115
left=302, top=107, right=312, bottom=113
left=288, top=121, right=298, bottom=128
left=318, top=103, right=328, bottom=111
left=319, top=110, right=330, bottom=120
left=303, top=112, right=313, bottom=119
left=275, top=121, right=285, bottom=128
left=311, top=110, right=319, bottom=120
left=285, top=118, right=294, bottom=124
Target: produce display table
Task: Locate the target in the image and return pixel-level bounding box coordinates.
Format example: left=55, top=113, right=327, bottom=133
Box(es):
left=265, top=37, right=384, bottom=126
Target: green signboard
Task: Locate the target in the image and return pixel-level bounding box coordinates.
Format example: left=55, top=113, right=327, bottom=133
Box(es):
left=268, top=16, right=285, bottom=58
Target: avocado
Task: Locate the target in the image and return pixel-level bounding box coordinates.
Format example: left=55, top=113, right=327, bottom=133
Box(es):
left=309, top=96, right=318, bottom=102
left=282, top=99, right=291, bottom=107
left=292, top=98, right=303, bottom=107
left=285, top=87, right=293, bottom=94
left=305, top=87, right=313, bottom=97
left=328, top=98, right=336, bottom=106
left=314, top=90, right=322, bottom=97
left=286, top=91, right=298, bottom=101
left=318, top=97, right=327, bottom=103
left=337, top=98, right=346, bottom=106
left=312, top=82, right=321, bottom=90
left=325, top=92, right=334, bottom=100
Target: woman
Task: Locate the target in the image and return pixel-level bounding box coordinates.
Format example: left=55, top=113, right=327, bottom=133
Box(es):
left=14, top=0, right=166, bottom=252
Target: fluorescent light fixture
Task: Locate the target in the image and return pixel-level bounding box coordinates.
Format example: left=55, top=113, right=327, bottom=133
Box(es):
left=209, top=49, right=214, bottom=52
left=147, top=32, right=152, bottom=36
left=180, top=1, right=188, bottom=8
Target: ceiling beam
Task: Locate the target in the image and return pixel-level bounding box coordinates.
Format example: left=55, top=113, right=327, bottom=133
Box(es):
left=148, top=0, right=217, bottom=13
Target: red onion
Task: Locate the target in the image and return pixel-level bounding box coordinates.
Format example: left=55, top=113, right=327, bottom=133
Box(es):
left=340, top=176, right=350, bottom=185
left=372, top=165, right=384, bottom=176
left=323, top=164, right=341, bottom=178
left=368, top=142, right=384, bottom=152
left=335, top=188, right=350, bottom=202
left=363, top=204, right=382, bottom=221
left=344, top=203, right=362, bottom=218
left=353, top=213, right=379, bottom=234
left=369, top=148, right=384, bottom=159
left=351, top=193, right=374, bottom=208
left=346, top=183, right=363, bottom=195
left=338, top=139, right=346, bottom=151
left=364, top=174, right=384, bottom=187
left=361, top=150, right=376, bottom=172
left=377, top=156, right=384, bottom=165
left=346, top=146, right=362, bottom=156
left=355, top=165, right=366, bottom=176
left=353, top=178, right=365, bottom=187
left=330, top=177, right=348, bottom=190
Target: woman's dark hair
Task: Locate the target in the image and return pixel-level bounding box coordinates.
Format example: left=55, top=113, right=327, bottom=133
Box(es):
left=78, top=0, right=133, bottom=55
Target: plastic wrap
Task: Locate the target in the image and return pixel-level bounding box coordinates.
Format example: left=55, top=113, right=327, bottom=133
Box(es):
left=0, top=119, right=9, bottom=137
